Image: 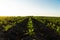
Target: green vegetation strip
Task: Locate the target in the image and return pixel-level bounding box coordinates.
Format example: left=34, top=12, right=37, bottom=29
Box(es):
left=32, top=16, right=60, bottom=34
left=27, top=17, right=35, bottom=36
left=0, top=16, right=27, bottom=31
left=4, top=18, right=27, bottom=31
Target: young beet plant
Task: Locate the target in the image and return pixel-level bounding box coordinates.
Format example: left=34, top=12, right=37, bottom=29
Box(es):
left=27, top=17, right=35, bottom=36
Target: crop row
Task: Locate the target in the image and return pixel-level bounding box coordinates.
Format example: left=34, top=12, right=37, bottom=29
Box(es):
left=31, top=18, right=60, bottom=40
left=32, top=16, right=60, bottom=34
left=0, top=16, right=29, bottom=40
left=0, top=16, right=60, bottom=40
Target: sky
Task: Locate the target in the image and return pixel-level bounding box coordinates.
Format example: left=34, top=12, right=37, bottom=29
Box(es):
left=0, top=0, right=60, bottom=16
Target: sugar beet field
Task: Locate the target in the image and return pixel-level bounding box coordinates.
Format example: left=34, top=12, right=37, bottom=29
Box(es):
left=0, top=16, right=60, bottom=40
